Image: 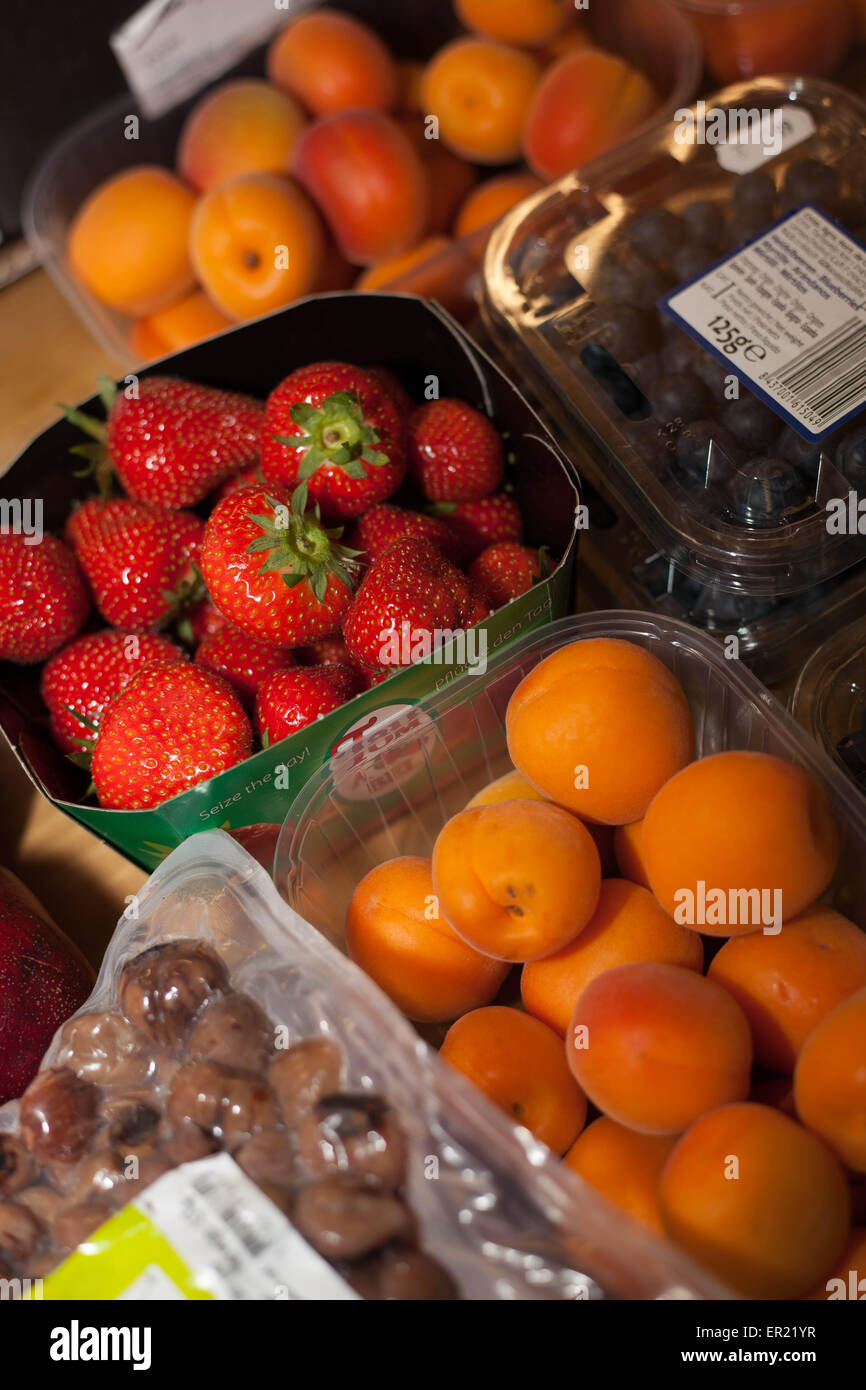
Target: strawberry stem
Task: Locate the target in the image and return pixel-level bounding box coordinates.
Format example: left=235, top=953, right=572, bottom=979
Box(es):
left=245, top=485, right=361, bottom=606
left=59, top=385, right=116, bottom=500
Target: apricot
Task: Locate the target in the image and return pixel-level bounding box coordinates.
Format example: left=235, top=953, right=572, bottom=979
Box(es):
left=189, top=173, right=324, bottom=320
left=643, top=752, right=839, bottom=934
left=659, top=1102, right=852, bottom=1299
left=68, top=166, right=196, bottom=316
left=356, top=238, right=451, bottom=292
left=466, top=768, right=547, bottom=809
left=523, top=879, right=703, bottom=1036
left=524, top=49, right=656, bottom=181
left=266, top=8, right=397, bottom=115
left=564, top=1117, right=676, bottom=1235
left=505, top=637, right=694, bottom=825
left=432, top=798, right=601, bottom=963
left=440, top=1005, right=586, bottom=1153
left=794, top=987, right=866, bottom=1173
left=709, top=906, right=866, bottom=1074
left=294, top=112, right=428, bottom=266
left=456, top=0, right=570, bottom=46
left=396, top=61, right=426, bottom=114
left=422, top=39, right=541, bottom=165
left=346, top=856, right=508, bottom=1024
left=398, top=120, right=477, bottom=237
left=454, top=172, right=542, bottom=238
left=130, top=290, right=232, bottom=360
left=613, top=818, right=652, bottom=890
left=804, top=1227, right=866, bottom=1300
left=568, top=962, right=752, bottom=1135
left=177, top=80, right=305, bottom=193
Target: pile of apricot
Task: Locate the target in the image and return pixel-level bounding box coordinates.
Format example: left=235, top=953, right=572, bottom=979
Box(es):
left=347, top=636, right=866, bottom=1300
left=66, top=3, right=657, bottom=356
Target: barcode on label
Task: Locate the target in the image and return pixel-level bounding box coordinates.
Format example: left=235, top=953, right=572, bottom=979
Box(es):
left=191, top=1168, right=270, bottom=1258
left=767, top=315, right=866, bottom=426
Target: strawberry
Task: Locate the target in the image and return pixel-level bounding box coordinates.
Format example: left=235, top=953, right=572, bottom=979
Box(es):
left=433, top=491, right=523, bottom=565
left=342, top=537, right=473, bottom=673
left=195, top=623, right=295, bottom=709
left=66, top=497, right=204, bottom=630
left=295, top=632, right=352, bottom=666
left=0, top=533, right=89, bottom=664
left=255, top=663, right=360, bottom=745
left=41, top=629, right=183, bottom=755
left=346, top=504, right=460, bottom=566
left=367, top=366, right=415, bottom=419
left=407, top=398, right=505, bottom=502
left=468, top=542, right=545, bottom=609
left=180, top=594, right=227, bottom=646
left=63, top=375, right=263, bottom=508
left=211, top=462, right=263, bottom=507
left=201, top=483, right=358, bottom=646
left=261, top=362, right=407, bottom=523
left=466, top=583, right=494, bottom=627
left=91, top=660, right=252, bottom=810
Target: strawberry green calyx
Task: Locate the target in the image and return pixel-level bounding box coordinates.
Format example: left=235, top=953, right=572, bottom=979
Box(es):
left=274, top=390, right=389, bottom=482
left=59, top=374, right=119, bottom=500
left=245, top=484, right=361, bottom=604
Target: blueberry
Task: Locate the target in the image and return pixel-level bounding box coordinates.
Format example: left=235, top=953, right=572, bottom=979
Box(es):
left=595, top=303, right=658, bottom=361
left=729, top=455, right=808, bottom=526
left=782, top=158, right=839, bottom=211
left=594, top=254, right=668, bottom=311
left=777, top=425, right=842, bottom=490
left=675, top=419, right=743, bottom=486
left=836, top=423, right=866, bottom=491
left=731, top=170, right=777, bottom=220
left=651, top=371, right=713, bottom=425
left=722, top=393, right=782, bottom=452
left=726, top=213, right=768, bottom=249
left=671, top=243, right=716, bottom=283
left=694, top=351, right=734, bottom=400
left=629, top=352, right=661, bottom=394
left=627, top=208, right=686, bottom=264
left=660, top=333, right=701, bottom=375
left=681, top=199, right=723, bottom=247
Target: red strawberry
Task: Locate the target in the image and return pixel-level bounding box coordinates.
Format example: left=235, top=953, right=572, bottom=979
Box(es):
left=201, top=483, right=358, bottom=646
left=181, top=594, right=227, bottom=646
left=434, top=491, right=523, bottom=565
left=368, top=366, right=415, bottom=418
left=261, top=362, right=407, bottom=522
left=91, top=660, right=252, bottom=810
left=195, top=624, right=295, bottom=708
left=255, top=663, right=360, bottom=744
left=469, top=542, right=544, bottom=608
left=41, top=629, right=183, bottom=754
left=343, top=537, right=473, bottom=673
left=211, top=462, right=263, bottom=507
left=347, top=504, right=460, bottom=566
left=0, top=533, right=89, bottom=664
left=63, top=375, right=263, bottom=508
left=66, top=497, right=204, bottom=630
left=466, top=583, right=494, bottom=627
left=407, top=398, right=505, bottom=502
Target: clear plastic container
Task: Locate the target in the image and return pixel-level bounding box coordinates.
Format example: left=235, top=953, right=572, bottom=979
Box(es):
left=22, top=0, right=701, bottom=364
left=790, top=611, right=866, bottom=788
left=671, top=0, right=857, bottom=84
left=482, top=76, right=866, bottom=598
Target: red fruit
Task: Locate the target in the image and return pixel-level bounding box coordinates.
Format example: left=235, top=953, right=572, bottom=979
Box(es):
left=436, top=491, right=523, bottom=564
left=296, top=632, right=352, bottom=665
left=229, top=824, right=282, bottom=872
left=41, top=629, right=183, bottom=754
left=347, top=504, right=460, bottom=565
left=211, top=462, right=263, bottom=506
left=201, top=484, right=357, bottom=646
left=65, top=376, right=264, bottom=508
left=469, top=541, right=544, bottom=607
left=261, top=362, right=407, bottom=523
left=466, top=583, right=495, bottom=626
left=195, top=623, right=295, bottom=708
left=255, top=662, right=360, bottom=744
left=342, top=537, right=473, bottom=672
left=66, top=497, right=204, bottom=630
left=408, top=399, right=505, bottom=502
left=367, top=366, right=415, bottom=419
left=0, top=868, right=95, bottom=1104
left=91, top=660, right=252, bottom=810
left=0, top=533, right=89, bottom=664
left=182, top=594, right=227, bottom=645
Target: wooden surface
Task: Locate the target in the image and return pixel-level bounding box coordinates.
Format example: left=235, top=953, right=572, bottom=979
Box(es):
left=0, top=269, right=145, bottom=966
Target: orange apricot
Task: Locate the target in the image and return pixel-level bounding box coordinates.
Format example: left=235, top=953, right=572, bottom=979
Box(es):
left=267, top=8, right=397, bottom=115
left=708, top=906, right=866, bottom=1073
left=422, top=39, right=541, bottom=165
left=356, top=238, right=452, bottom=292
left=455, top=0, right=571, bottom=46
left=397, top=120, right=478, bottom=237
left=189, top=173, right=324, bottom=320
left=345, top=856, right=508, bottom=1024
left=564, top=1117, right=676, bottom=1234
left=505, top=637, right=694, bottom=825
left=177, top=80, right=306, bottom=192
left=453, top=172, right=542, bottom=238
left=523, top=49, right=656, bottom=181
left=613, top=817, right=652, bottom=889
left=643, top=751, right=840, bottom=934
left=568, top=962, right=752, bottom=1134
left=130, top=290, right=232, bottom=360
left=804, top=1227, right=866, bottom=1300
left=68, top=166, right=196, bottom=317
left=794, top=987, right=866, bottom=1173
left=466, top=768, right=547, bottom=809
left=659, top=1102, right=852, bottom=1299
left=432, top=798, right=601, bottom=962
left=440, top=1005, right=586, bottom=1153
left=523, top=879, right=703, bottom=1036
